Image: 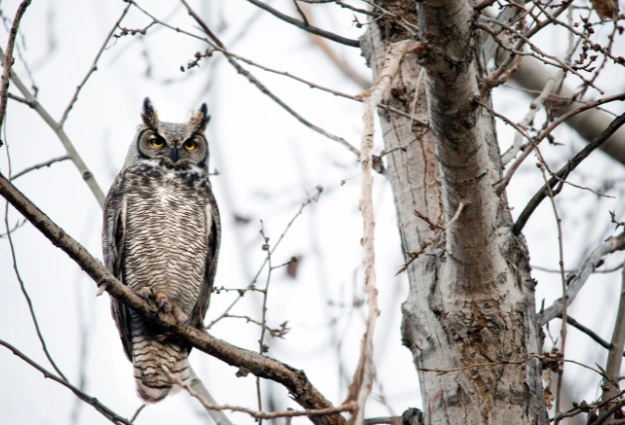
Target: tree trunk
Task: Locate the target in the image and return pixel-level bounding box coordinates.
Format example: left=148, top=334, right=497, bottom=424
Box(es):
left=361, top=2, right=548, bottom=424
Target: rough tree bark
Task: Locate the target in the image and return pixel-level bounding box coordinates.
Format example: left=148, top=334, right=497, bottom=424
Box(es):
left=361, top=1, right=547, bottom=424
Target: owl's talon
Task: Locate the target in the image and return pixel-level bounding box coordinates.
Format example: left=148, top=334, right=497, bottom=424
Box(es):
left=137, top=287, right=154, bottom=301
left=155, top=293, right=171, bottom=313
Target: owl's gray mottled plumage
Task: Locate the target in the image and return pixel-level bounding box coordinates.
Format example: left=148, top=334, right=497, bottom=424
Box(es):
left=102, top=98, right=220, bottom=402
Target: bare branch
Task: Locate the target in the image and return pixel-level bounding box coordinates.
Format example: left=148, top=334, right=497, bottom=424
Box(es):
left=208, top=188, right=322, bottom=330
left=501, top=77, right=555, bottom=166
left=513, top=112, right=625, bottom=235
left=558, top=314, right=615, bottom=352
left=0, top=0, right=31, bottom=147
left=601, top=258, right=625, bottom=414
left=540, top=231, right=625, bottom=325
left=0, top=339, right=132, bottom=425
left=183, top=47, right=419, bottom=122
left=10, top=155, right=70, bottom=180
left=512, top=57, right=625, bottom=167
left=0, top=48, right=106, bottom=206
left=188, top=366, right=234, bottom=425
left=4, top=204, right=68, bottom=381
left=164, top=365, right=356, bottom=420
left=59, top=3, right=131, bottom=125
left=297, top=0, right=374, bottom=16
left=243, top=0, right=360, bottom=47
left=496, top=92, right=625, bottom=196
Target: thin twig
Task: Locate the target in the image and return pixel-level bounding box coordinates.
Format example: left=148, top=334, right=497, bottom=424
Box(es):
left=0, top=217, right=26, bottom=238
left=3, top=137, right=68, bottom=382
left=496, top=92, right=625, bottom=196
left=256, top=222, right=274, bottom=425
left=533, top=263, right=623, bottom=274
left=59, top=3, right=131, bottom=125
left=501, top=77, right=555, bottom=166
left=243, top=0, right=360, bottom=47
left=513, top=112, right=625, bottom=235
left=0, top=0, right=31, bottom=147
left=129, top=404, right=146, bottom=423
left=396, top=201, right=465, bottom=275
left=536, top=160, right=567, bottom=425
left=188, top=366, right=234, bottom=425
left=207, top=188, right=322, bottom=329
left=559, top=314, right=615, bottom=351
left=0, top=47, right=106, bottom=206
left=298, top=0, right=374, bottom=16
left=10, top=155, right=70, bottom=180
left=184, top=46, right=419, bottom=122
left=4, top=207, right=69, bottom=381
left=363, top=417, right=400, bottom=425
left=0, top=339, right=132, bottom=425
left=164, top=364, right=356, bottom=420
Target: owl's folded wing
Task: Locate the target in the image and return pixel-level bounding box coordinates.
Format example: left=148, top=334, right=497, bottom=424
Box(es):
left=102, top=174, right=133, bottom=361
left=192, top=186, right=221, bottom=330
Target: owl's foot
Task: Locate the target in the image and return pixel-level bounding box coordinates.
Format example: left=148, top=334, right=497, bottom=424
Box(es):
left=134, top=288, right=188, bottom=325
left=154, top=292, right=189, bottom=326
left=171, top=304, right=190, bottom=327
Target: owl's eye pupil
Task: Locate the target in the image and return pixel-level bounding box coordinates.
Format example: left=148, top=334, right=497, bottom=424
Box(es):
left=184, top=140, right=197, bottom=151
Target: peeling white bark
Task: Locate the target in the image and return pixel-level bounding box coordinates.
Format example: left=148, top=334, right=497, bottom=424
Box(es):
left=361, top=1, right=547, bottom=423
left=351, top=40, right=420, bottom=425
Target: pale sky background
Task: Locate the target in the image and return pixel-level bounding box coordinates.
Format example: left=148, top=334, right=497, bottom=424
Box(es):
left=1, top=1, right=625, bottom=424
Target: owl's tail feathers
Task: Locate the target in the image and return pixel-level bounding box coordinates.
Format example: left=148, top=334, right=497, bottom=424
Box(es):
left=132, top=335, right=190, bottom=403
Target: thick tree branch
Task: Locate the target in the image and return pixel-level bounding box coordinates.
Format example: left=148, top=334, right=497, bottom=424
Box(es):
left=0, top=172, right=344, bottom=425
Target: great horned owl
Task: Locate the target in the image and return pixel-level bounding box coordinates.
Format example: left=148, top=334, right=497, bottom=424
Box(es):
left=102, top=98, right=220, bottom=402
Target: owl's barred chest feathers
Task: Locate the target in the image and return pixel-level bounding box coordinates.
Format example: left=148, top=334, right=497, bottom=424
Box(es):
left=122, top=162, right=211, bottom=317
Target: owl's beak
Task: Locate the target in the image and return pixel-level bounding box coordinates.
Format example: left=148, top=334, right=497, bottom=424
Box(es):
left=170, top=148, right=179, bottom=163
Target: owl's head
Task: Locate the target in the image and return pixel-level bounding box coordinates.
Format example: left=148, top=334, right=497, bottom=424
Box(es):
left=125, top=98, right=211, bottom=170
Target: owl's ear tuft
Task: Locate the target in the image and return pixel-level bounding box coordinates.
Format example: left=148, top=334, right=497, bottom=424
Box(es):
left=141, top=98, right=159, bottom=129
left=189, top=103, right=211, bottom=133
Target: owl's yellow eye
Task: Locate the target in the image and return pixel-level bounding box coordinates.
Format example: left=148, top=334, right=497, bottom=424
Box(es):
left=184, top=140, right=197, bottom=151
left=150, top=138, right=165, bottom=148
